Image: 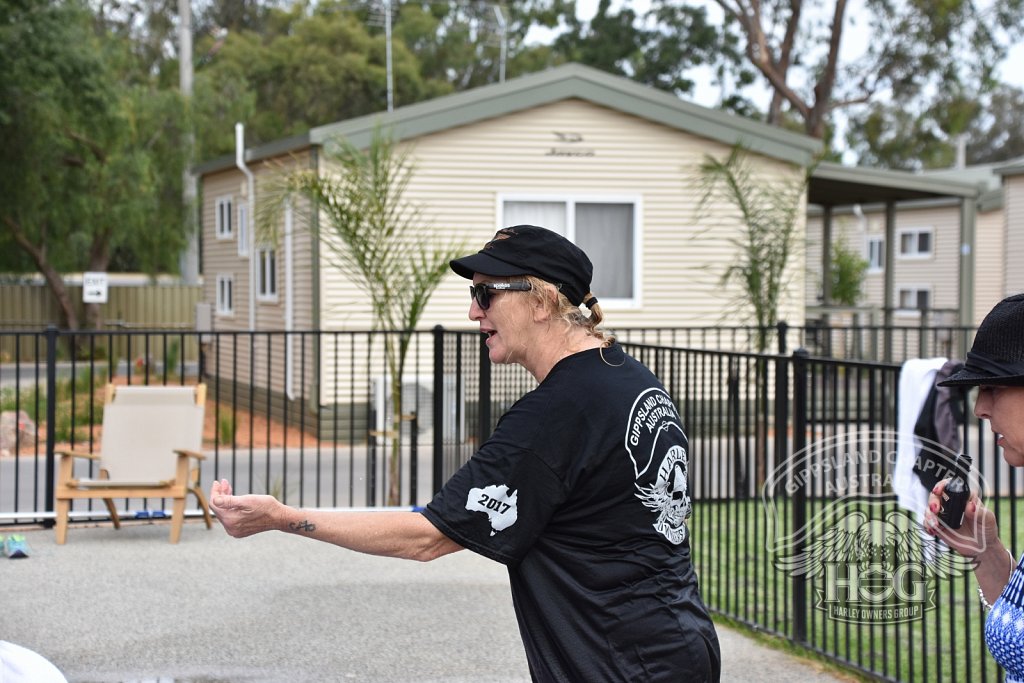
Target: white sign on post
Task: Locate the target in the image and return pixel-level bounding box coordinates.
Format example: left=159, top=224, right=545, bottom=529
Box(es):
left=82, top=272, right=108, bottom=304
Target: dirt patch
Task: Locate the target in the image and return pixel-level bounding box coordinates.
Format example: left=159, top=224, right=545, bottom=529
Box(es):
left=2, top=378, right=324, bottom=456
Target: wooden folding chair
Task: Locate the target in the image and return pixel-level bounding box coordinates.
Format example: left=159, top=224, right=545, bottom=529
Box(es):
left=55, top=384, right=212, bottom=544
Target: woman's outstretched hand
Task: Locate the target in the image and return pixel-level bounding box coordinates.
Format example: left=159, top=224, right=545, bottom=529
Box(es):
left=209, top=478, right=284, bottom=538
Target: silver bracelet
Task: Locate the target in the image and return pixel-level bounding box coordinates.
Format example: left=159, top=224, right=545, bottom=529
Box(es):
left=978, top=548, right=1016, bottom=610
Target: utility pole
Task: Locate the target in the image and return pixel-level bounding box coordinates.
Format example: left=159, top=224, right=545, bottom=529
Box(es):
left=384, top=0, right=394, bottom=111
left=494, top=4, right=506, bottom=82
left=179, top=0, right=199, bottom=284
left=368, top=0, right=396, bottom=111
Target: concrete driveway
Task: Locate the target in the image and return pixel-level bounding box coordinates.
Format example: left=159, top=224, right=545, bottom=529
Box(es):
left=2, top=521, right=859, bottom=683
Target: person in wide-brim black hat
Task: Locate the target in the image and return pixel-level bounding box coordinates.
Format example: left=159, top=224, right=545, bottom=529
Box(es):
left=938, top=292, right=1024, bottom=387
left=925, top=293, right=1024, bottom=681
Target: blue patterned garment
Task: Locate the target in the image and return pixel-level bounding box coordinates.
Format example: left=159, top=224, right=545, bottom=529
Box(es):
left=987, top=552, right=1024, bottom=683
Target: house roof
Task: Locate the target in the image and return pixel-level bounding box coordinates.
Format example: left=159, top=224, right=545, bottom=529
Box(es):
left=994, top=156, right=1024, bottom=176
left=194, top=62, right=822, bottom=175
left=808, top=161, right=981, bottom=207
left=194, top=63, right=983, bottom=211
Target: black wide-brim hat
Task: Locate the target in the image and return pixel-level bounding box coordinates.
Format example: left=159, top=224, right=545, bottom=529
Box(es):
left=450, top=225, right=593, bottom=307
left=939, top=293, right=1024, bottom=387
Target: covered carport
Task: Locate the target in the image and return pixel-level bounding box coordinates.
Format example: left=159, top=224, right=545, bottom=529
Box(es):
left=808, top=161, right=982, bottom=330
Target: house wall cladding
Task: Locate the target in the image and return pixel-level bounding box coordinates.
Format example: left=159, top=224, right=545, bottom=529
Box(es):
left=1006, top=173, right=1024, bottom=294
left=805, top=198, right=989, bottom=325
left=315, top=98, right=808, bottom=334
left=201, top=151, right=319, bottom=400
left=974, top=205, right=1006, bottom=324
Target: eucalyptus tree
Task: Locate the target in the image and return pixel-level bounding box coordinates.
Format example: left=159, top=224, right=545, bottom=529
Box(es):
left=0, top=0, right=189, bottom=331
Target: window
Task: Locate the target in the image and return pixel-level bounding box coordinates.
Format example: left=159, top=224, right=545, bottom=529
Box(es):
left=897, top=228, right=932, bottom=259
left=502, top=196, right=638, bottom=305
left=897, top=287, right=930, bottom=312
left=866, top=237, right=884, bottom=273
left=237, top=203, right=249, bottom=257
left=216, top=196, right=233, bottom=239
left=216, top=275, right=234, bottom=315
left=257, top=247, right=277, bottom=300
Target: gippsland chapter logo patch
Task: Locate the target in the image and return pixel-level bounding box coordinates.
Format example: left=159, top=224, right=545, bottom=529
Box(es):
left=466, top=484, right=519, bottom=536
left=626, top=388, right=691, bottom=545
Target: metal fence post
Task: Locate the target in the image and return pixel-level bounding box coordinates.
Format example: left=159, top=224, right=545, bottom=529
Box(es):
left=776, top=320, right=788, bottom=355
left=477, top=333, right=491, bottom=445
left=432, top=325, right=445, bottom=496
left=790, top=348, right=810, bottom=644
left=43, top=325, right=59, bottom=527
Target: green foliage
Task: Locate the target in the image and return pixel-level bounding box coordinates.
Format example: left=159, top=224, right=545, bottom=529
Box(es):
left=192, top=3, right=446, bottom=158
left=0, top=0, right=189, bottom=327
left=830, top=236, right=868, bottom=307
left=218, top=412, right=237, bottom=445
left=694, top=146, right=809, bottom=352
left=164, top=339, right=181, bottom=377
left=1, top=369, right=107, bottom=445
left=551, top=0, right=733, bottom=98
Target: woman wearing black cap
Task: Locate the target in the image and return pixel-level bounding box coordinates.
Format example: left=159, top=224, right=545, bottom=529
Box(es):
left=924, top=293, right=1024, bottom=681
left=210, top=225, right=721, bottom=682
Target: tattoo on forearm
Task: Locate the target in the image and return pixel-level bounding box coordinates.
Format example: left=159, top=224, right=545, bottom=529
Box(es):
left=288, top=519, right=316, bottom=533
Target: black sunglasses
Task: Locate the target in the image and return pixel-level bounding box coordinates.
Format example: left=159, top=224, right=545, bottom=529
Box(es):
left=469, top=281, right=532, bottom=309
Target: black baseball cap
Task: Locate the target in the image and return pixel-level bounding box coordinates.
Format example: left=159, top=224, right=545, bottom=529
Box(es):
left=939, top=293, right=1024, bottom=387
left=450, top=225, right=594, bottom=307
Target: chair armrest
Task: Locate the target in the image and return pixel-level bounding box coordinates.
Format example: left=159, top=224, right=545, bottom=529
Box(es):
left=173, top=448, right=206, bottom=461
left=55, top=449, right=101, bottom=461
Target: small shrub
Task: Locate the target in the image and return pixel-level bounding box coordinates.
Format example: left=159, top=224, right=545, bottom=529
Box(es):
left=164, top=340, right=181, bottom=377
left=218, top=413, right=236, bottom=445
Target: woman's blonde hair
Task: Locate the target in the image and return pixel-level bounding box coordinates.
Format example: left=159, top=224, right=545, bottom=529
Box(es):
left=522, top=275, right=614, bottom=345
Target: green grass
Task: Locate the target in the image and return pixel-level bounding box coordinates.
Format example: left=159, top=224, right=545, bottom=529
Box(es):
left=693, top=497, right=1018, bottom=682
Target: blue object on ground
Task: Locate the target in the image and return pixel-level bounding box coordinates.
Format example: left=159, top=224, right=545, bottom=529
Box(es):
left=3, top=534, right=29, bottom=559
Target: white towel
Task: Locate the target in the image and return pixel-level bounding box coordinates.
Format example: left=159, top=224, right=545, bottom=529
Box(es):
left=894, top=357, right=948, bottom=522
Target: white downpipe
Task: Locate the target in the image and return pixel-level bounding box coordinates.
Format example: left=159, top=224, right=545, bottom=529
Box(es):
left=285, top=200, right=295, bottom=400
left=235, top=123, right=256, bottom=331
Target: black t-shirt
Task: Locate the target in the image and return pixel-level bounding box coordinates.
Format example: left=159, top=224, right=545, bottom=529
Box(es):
left=422, top=343, right=721, bottom=682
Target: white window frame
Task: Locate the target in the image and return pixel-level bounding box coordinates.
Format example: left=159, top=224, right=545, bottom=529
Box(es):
left=497, top=193, right=642, bottom=309
left=215, top=196, right=233, bottom=239
left=237, top=203, right=249, bottom=257
left=256, top=246, right=278, bottom=302
left=866, top=236, right=884, bottom=273
left=895, top=285, right=931, bottom=316
left=896, top=227, right=933, bottom=260
left=215, top=274, right=234, bottom=316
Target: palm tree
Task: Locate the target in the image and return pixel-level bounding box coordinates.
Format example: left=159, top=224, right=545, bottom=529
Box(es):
left=262, top=125, right=465, bottom=505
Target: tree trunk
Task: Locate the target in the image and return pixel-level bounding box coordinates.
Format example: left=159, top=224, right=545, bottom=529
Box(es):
left=3, top=217, right=80, bottom=330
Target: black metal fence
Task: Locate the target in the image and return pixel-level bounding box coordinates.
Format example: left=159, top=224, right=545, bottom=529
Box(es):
left=1, top=325, right=1014, bottom=683
left=612, top=321, right=975, bottom=364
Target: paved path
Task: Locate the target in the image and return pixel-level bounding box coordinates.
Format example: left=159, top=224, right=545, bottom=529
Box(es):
left=2, top=521, right=859, bottom=683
